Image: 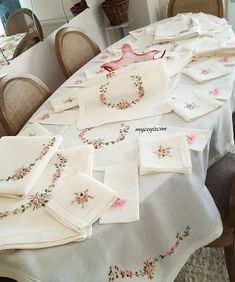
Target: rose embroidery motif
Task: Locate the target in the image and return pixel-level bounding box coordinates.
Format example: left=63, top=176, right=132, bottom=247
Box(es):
left=153, top=145, right=171, bottom=159
left=184, top=102, right=199, bottom=110
left=220, top=56, right=230, bottom=63
left=108, top=226, right=190, bottom=281
left=209, top=87, right=220, bottom=96
left=71, top=189, right=94, bottom=208
left=63, top=97, right=75, bottom=104
left=201, top=69, right=210, bottom=75
left=38, top=113, right=50, bottom=121
left=78, top=123, right=130, bottom=149
left=187, top=133, right=196, bottom=145
left=111, top=198, right=126, bottom=208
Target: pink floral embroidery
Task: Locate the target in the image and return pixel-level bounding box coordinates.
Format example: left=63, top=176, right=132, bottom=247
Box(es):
left=209, top=87, right=220, bottom=96
left=63, top=97, right=75, bottom=104
left=153, top=145, right=171, bottom=159
left=38, top=113, right=50, bottom=121
left=108, top=226, right=190, bottom=281
left=74, top=79, right=83, bottom=85
left=220, top=56, right=230, bottom=63
left=184, top=102, right=199, bottom=110
left=0, top=154, right=67, bottom=219
left=187, top=133, right=196, bottom=145
left=0, top=138, right=56, bottom=182
left=72, top=189, right=94, bottom=208
left=111, top=198, right=126, bottom=208
left=201, top=68, right=210, bottom=75
left=78, top=123, right=130, bottom=149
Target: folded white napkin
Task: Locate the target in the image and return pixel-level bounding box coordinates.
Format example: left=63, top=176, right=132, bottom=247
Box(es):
left=64, top=76, right=87, bottom=88
left=216, top=55, right=235, bottom=66
left=18, top=123, right=53, bottom=136
left=0, top=135, right=63, bottom=198
left=0, top=145, right=94, bottom=250
left=29, top=109, right=78, bottom=125
left=138, top=125, right=211, bottom=152
left=50, top=89, right=80, bottom=113
left=129, top=27, right=146, bottom=40
left=183, top=60, right=231, bottom=83
left=163, top=51, right=192, bottom=76
left=78, top=61, right=172, bottom=130
left=154, top=14, right=200, bottom=43
left=172, top=90, right=223, bottom=121
left=106, top=39, right=138, bottom=55
left=172, top=84, right=233, bottom=101
left=46, top=172, right=118, bottom=231
left=139, top=134, right=192, bottom=175
left=100, top=162, right=139, bottom=224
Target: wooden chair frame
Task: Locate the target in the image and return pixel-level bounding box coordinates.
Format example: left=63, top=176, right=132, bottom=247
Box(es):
left=0, top=74, right=50, bottom=135
left=13, top=31, right=40, bottom=58
left=6, top=8, right=43, bottom=41
left=55, top=27, right=101, bottom=78
left=167, top=0, right=225, bottom=18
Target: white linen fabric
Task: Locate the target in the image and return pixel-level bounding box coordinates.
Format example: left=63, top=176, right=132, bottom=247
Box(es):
left=100, top=162, right=139, bottom=224
left=46, top=172, right=118, bottom=231
left=49, top=89, right=79, bottom=113
left=0, top=136, right=62, bottom=198
left=29, top=109, right=78, bottom=125
left=154, top=14, right=200, bottom=43
left=139, top=134, right=192, bottom=175
left=0, top=145, right=94, bottom=250
left=18, top=123, right=53, bottom=136
left=106, top=39, right=138, bottom=55
left=182, top=60, right=231, bottom=83
left=163, top=51, right=192, bottom=76
left=216, top=55, right=235, bottom=66
left=139, top=125, right=211, bottom=152
left=172, top=90, right=223, bottom=121
left=78, top=61, right=172, bottom=130
left=172, top=84, right=233, bottom=101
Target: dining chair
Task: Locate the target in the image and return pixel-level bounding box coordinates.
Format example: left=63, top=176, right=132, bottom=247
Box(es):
left=0, top=74, right=50, bottom=135
left=55, top=27, right=101, bottom=78
left=167, top=0, right=225, bottom=18
left=6, top=8, right=43, bottom=41
left=205, top=153, right=235, bottom=281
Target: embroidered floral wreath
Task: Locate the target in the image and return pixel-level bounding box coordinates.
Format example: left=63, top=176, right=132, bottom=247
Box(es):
left=99, top=72, right=145, bottom=110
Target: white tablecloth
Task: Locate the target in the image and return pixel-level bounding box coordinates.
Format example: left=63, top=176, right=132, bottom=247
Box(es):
left=0, top=13, right=234, bottom=282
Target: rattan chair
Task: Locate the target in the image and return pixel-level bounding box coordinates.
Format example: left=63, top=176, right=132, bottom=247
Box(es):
left=6, top=8, right=43, bottom=41
left=205, top=153, right=235, bottom=282
left=0, top=74, right=50, bottom=135
left=55, top=27, right=101, bottom=78
left=168, top=0, right=225, bottom=18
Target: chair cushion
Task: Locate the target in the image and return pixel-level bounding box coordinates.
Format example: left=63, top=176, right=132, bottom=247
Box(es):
left=205, top=153, right=235, bottom=222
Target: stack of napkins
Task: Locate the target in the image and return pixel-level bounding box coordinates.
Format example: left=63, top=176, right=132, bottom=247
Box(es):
left=183, top=60, right=231, bottom=83
left=139, top=134, right=192, bottom=175
left=0, top=135, right=62, bottom=198
left=100, top=163, right=139, bottom=224
left=154, top=14, right=200, bottom=43
left=172, top=90, right=223, bottom=121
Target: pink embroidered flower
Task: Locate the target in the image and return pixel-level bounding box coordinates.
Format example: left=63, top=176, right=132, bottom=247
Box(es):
left=13, top=166, right=31, bottom=179
left=187, top=133, right=196, bottom=145
left=184, top=102, right=199, bottom=110
left=143, top=259, right=155, bottom=279
left=153, top=145, right=171, bottom=159
left=38, top=113, right=49, bottom=121
left=209, top=87, right=220, bottom=96
left=120, top=270, right=133, bottom=278
left=201, top=68, right=210, bottom=75
left=220, top=56, right=230, bottom=63
left=74, top=79, right=83, bottom=85
left=63, top=97, right=75, bottom=104
left=111, top=198, right=126, bottom=208
left=91, top=138, right=106, bottom=149
left=164, top=244, right=177, bottom=257
left=29, top=192, right=51, bottom=210
left=72, top=189, right=94, bottom=208
left=116, top=99, right=131, bottom=110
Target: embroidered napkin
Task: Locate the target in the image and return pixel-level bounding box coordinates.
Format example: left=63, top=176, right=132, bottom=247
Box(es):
left=64, top=76, right=87, bottom=88
left=0, top=135, right=63, bottom=198
left=172, top=84, right=233, bottom=101
left=49, top=89, right=80, bottom=113
left=29, top=109, right=78, bottom=125
left=183, top=60, right=231, bottom=83
left=46, top=172, right=118, bottom=231
left=216, top=55, right=235, bottom=66
left=99, top=162, right=139, bottom=224
left=139, top=134, right=192, bottom=175
left=154, top=15, right=200, bottom=43
left=0, top=145, right=94, bottom=250
left=172, top=90, right=223, bottom=121
left=78, top=61, right=172, bottom=130
left=18, top=123, right=53, bottom=136
left=106, top=39, right=138, bottom=55
left=138, top=125, right=211, bottom=152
